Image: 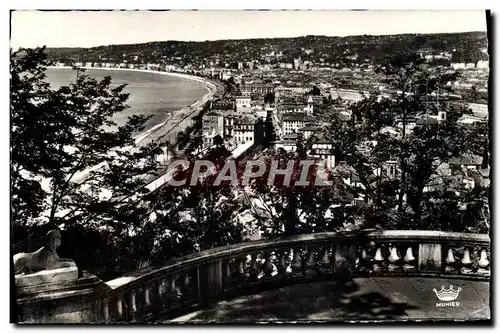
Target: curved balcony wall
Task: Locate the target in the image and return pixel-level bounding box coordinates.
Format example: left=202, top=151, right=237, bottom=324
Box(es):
left=97, top=230, right=490, bottom=323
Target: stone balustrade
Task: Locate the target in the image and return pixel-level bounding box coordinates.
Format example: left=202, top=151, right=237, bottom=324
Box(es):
left=99, top=230, right=490, bottom=323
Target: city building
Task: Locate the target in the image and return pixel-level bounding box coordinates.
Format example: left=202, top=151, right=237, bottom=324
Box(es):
left=293, top=57, right=302, bottom=70
left=457, top=114, right=487, bottom=125
left=449, top=154, right=484, bottom=172
left=281, top=113, right=316, bottom=136
left=202, top=111, right=224, bottom=148
left=233, top=116, right=257, bottom=145
left=235, top=96, right=251, bottom=110
left=275, top=86, right=313, bottom=102
left=416, top=116, right=439, bottom=127
left=310, top=138, right=336, bottom=170
left=240, top=80, right=275, bottom=96
left=211, top=100, right=236, bottom=113
left=298, top=125, right=322, bottom=140
left=477, top=60, right=489, bottom=69
left=381, top=160, right=398, bottom=181
left=274, top=133, right=300, bottom=152
left=278, top=96, right=314, bottom=116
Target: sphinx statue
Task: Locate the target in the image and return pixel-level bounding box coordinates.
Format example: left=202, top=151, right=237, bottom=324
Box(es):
left=13, top=230, right=77, bottom=275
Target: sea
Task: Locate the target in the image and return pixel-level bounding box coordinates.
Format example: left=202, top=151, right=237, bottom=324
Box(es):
left=46, top=67, right=209, bottom=132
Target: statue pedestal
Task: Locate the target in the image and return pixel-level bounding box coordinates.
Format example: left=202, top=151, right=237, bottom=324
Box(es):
left=15, top=267, right=79, bottom=288
left=15, top=268, right=111, bottom=323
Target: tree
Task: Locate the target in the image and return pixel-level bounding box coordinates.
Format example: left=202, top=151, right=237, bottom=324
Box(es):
left=247, top=136, right=345, bottom=237
left=310, top=85, right=321, bottom=96
left=11, top=47, right=164, bottom=274
left=403, top=121, right=473, bottom=227
left=470, top=85, right=479, bottom=102
left=322, top=105, right=401, bottom=228
left=320, top=51, right=488, bottom=231
left=142, top=145, right=247, bottom=256
left=264, top=92, right=275, bottom=104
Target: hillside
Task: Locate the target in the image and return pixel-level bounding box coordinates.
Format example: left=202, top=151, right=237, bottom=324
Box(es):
left=44, top=32, right=488, bottom=67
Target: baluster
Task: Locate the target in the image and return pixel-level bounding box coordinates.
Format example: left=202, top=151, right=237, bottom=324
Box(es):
left=304, top=247, right=317, bottom=275
left=333, top=243, right=356, bottom=274
left=163, top=276, right=173, bottom=307
left=477, top=249, right=490, bottom=276
left=444, top=248, right=457, bottom=273
left=198, top=261, right=223, bottom=305
left=319, top=247, right=331, bottom=274
left=387, top=246, right=401, bottom=272
left=372, top=247, right=384, bottom=273
left=169, top=275, right=176, bottom=293
left=237, top=256, right=246, bottom=283
left=180, top=272, right=190, bottom=301
left=225, top=261, right=232, bottom=280
left=102, top=300, right=109, bottom=322
left=116, top=296, right=123, bottom=319
left=171, top=274, right=183, bottom=308
left=143, top=285, right=151, bottom=307
left=278, top=250, right=288, bottom=275
left=129, top=291, right=137, bottom=318
left=358, top=248, right=369, bottom=273
left=461, top=248, right=473, bottom=274
left=238, top=257, right=245, bottom=275
left=403, top=246, right=416, bottom=272
left=157, top=278, right=165, bottom=303
left=262, top=252, right=274, bottom=277
left=291, top=248, right=303, bottom=276
left=250, top=254, right=259, bottom=281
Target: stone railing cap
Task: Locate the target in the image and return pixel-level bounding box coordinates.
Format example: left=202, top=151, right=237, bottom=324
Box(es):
left=103, top=230, right=490, bottom=297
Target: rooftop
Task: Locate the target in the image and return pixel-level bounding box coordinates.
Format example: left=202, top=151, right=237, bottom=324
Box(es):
left=277, top=103, right=308, bottom=111
left=212, top=101, right=235, bottom=110
left=416, top=117, right=439, bottom=125
left=449, top=154, right=483, bottom=166
left=299, top=125, right=322, bottom=132
left=204, top=111, right=221, bottom=117
left=282, top=113, right=317, bottom=122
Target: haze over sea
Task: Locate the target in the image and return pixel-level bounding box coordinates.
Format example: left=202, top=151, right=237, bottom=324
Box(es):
left=46, top=67, right=209, bottom=132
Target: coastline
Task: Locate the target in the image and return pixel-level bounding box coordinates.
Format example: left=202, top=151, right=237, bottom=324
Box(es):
left=47, top=66, right=218, bottom=145
left=47, top=65, right=216, bottom=94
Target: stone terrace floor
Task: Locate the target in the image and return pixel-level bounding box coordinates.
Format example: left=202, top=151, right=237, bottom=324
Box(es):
left=168, top=277, right=490, bottom=323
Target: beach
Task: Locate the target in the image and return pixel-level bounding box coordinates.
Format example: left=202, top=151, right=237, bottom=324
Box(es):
left=45, top=66, right=220, bottom=195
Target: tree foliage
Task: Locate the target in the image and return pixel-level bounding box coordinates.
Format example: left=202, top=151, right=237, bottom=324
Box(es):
left=11, top=47, right=165, bottom=275
left=320, top=51, right=489, bottom=233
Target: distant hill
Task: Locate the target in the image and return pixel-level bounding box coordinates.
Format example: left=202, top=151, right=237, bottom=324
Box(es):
left=45, top=47, right=85, bottom=56
left=10, top=46, right=86, bottom=60
left=43, top=32, right=489, bottom=66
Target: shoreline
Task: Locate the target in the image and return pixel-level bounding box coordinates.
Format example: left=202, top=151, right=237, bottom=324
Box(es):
left=48, top=66, right=218, bottom=144
left=48, top=65, right=216, bottom=94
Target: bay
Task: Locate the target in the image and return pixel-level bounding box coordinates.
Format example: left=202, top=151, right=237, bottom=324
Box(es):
left=46, top=67, right=209, bottom=132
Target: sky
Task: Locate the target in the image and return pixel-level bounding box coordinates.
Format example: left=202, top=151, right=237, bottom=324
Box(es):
left=10, top=10, right=488, bottom=49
